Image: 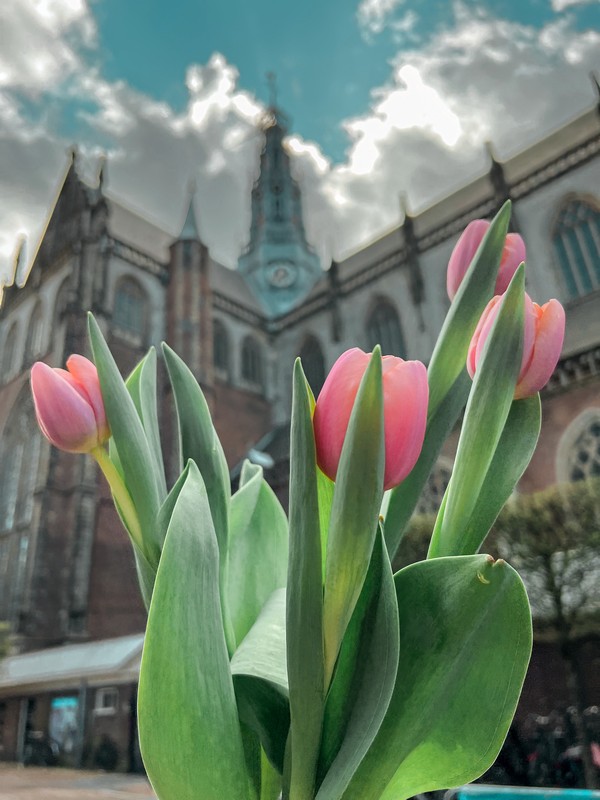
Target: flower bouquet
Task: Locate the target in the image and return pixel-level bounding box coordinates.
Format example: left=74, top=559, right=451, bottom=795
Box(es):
left=31, top=201, right=565, bottom=800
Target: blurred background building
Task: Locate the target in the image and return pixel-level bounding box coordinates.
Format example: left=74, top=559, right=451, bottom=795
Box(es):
left=0, top=89, right=599, bottom=776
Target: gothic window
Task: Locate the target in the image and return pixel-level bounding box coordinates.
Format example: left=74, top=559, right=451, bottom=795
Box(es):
left=299, top=336, right=326, bottom=396
left=552, top=198, right=600, bottom=299
left=241, top=336, right=263, bottom=388
left=182, top=241, right=193, bottom=270
left=113, top=277, right=147, bottom=343
left=1, top=322, right=19, bottom=380
left=24, top=302, right=45, bottom=365
left=366, top=301, right=405, bottom=357
left=213, top=319, right=230, bottom=378
left=0, top=395, right=42, bottom=533
left=565, top=413, right=600, bottom=482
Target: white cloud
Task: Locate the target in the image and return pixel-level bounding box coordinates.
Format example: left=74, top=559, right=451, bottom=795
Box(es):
left=551, top=0, right=596, bottom=11
left=357, top=0, right=407, bottom=35
left=1, top=2, right=600, bottom=282
left=0, top=0, right=95, bottom=94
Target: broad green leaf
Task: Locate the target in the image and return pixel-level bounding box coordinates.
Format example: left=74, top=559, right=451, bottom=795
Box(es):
left=162, top=343, right=230, bottom=551
left=138, top=461, right=249, bottom=800
left=428, top=265, right=525, bottom=558
left=317, top=528, right=399, bottom=800
left=341, top=554, right=532, bottom=800
left=162, top=343, right=234, bottom=652
left=228, top=461, right=288, bottom=648
left=323, top=348, right=384, bottom=684
left=457, top=394, right=541, bottom=554
left=285, top=359, right=325, bottom=800
left=88, top=314, right=160, bottom=561
left=231, top=588, right=289, bottom=774
left=384, top=369, right=471, bottom=560
left=427, top=201, right=511, bottom=415
left=131, top=543, right=155, bottom=610
left=124, top=348, right=167, bottom=499
left=155, top=463, right=190, bottom=552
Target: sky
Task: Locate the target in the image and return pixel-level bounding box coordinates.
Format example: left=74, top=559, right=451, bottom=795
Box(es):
left=1, top=0, right=599, bottom=282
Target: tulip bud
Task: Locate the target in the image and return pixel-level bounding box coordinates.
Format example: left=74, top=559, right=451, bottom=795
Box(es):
left=313, top=348, right=428, bottom=491
left=467, top=293, right=565, bottom=399
left=31, top=355, right=110, bottom=453
left=447, top=219, right=526, bottom=300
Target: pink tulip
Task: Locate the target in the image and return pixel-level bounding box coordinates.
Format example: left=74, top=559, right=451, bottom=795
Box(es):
left=31, top=355, right=110, bottom=453
left=313, top=348, right=428, bottom=491
left=467, top=293, right=565, bottom=399
left=447, top=220, right=526, bottom=300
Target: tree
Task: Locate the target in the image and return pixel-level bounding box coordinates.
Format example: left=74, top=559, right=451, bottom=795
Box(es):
left=491, top=478, right=600, bottom=789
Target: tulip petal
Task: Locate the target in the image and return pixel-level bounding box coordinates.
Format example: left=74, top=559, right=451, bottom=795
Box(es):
left=515, top=299, right=565, bottom=399
left=314, top=349, right=370, bottom=482
left=446, top=220, right=490, bottom=300
left=66, top=354, right=110, bottom=441
left=382, top=359, right=428, bottom=489
left=31, top=361, right=98, bottom=453
left=467, top=296, right=501, bottom=378
left=495, top=234, right=526, bottom=295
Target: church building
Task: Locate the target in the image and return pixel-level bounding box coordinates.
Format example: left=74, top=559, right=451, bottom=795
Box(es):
left=0, top=85, right=599, bottom=769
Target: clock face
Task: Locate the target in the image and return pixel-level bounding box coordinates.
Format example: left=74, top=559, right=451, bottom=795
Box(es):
left=267, top=261, right=297, bottom=289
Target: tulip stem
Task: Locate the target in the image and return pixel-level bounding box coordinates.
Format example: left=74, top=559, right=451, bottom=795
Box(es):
left=92, top=446, right=144, bottom=553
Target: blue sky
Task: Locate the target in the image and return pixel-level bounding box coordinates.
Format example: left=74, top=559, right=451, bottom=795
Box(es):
left=0, top=0, right=599, bottom=278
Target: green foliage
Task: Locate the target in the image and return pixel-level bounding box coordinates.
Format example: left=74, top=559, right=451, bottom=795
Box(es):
left=138, top=461, right=250, bottom=800
left=286, top=359, right=325, bottom=800
left=339, top=555, right=532, bottom=800
left=385, top=202, right=512, bottom=559
left=228, top=461, right=288, bottom=649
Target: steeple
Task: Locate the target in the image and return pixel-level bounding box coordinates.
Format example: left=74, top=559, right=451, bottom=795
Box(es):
left=178, top=189, right=201, bottom=241
left=238, top=89, right=322, bottom=317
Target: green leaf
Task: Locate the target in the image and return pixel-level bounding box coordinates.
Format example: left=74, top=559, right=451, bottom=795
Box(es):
left=228, top=461, right=288, bottom=648
left=162, top=343, right=230, bottom=552
left=162, top=343, right=235, bottom=653
left=456, top=394, right=541, bottom=555
left=384, top=369, right=471, bottom=560
left=138, top=461, right=249, bottom=800
left=323, top=348, right=384, bottom=684
left=427, top=201, right=511, bottom=416
left=341, top=554, right=532, bottom=800
left=231, top=588, right=289, bottom=775
left=285, top=359, right=325, bottom=800
left=317, top=528, right=399, bottom=800
left=124, top=348, right=167, bottom=499
left=428, top=265, right=525, bottom=558
left=318, top=468, right=334, bottom=580
left=260, top=749, right=283, bottom=800
left=88, top=314, right=160, bottom=561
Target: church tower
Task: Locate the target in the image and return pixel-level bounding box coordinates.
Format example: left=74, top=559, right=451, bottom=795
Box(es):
left=238, top=101, right=322, bottom=317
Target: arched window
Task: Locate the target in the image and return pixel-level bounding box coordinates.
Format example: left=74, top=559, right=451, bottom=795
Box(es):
left=561, top=411, right=600, bottom=482
left=213, top=319, right=230, bottom=377
left=0, top=395, right=42, bottom=532
left=366, top=301, right=405, bottom=357
left=241, top=336, right=263, bottom=388
left=1, top=322, right=19, bottom=380
left=552, top=198, right=600, bottom=299
left=299, top=336, right=326, bottom=396
left=113, top=278, right=147, bottom=342
left=24, top=302, right=45, bottom=365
